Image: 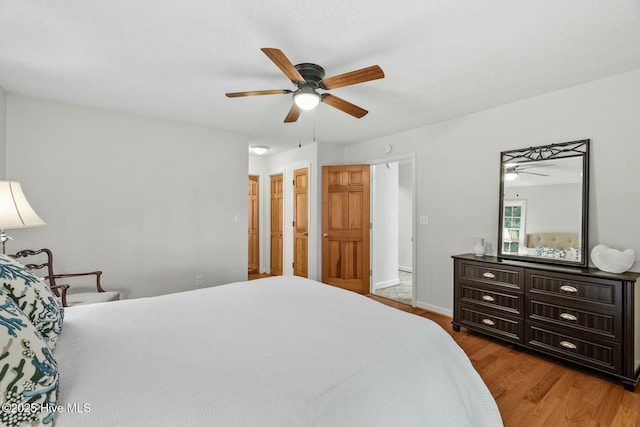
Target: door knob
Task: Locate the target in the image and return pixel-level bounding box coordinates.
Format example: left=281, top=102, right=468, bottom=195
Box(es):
left=323, top=233, right=328, bottom=238
left=302, top=232, right=308, bottom=236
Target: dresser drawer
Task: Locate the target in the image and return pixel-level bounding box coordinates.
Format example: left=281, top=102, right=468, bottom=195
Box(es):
left=526, top=270, right=621, bottom=308
left=459, top=260, right=524, bottom=292
left=527, top=299, right=621, bottom=341
left=452, top=253, right=640, bottom=388
left=460, top=284, right=523, bottom=316
left=527, top=323, right=621, bottom=373
left=459, top=304, right=523, bottom=343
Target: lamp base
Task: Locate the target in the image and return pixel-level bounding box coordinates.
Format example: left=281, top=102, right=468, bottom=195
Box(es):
left=0, top=230, right=13, bottom=255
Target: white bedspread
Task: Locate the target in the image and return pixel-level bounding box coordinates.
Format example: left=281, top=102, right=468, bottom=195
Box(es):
left=55, top=276, right=502, bottom=426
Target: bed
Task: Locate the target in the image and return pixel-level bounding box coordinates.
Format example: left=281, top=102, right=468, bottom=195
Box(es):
left=1, top=256, right=502, bottom=426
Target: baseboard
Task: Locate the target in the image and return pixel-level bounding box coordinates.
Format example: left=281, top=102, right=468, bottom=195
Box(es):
left=415, top=301, right=452, bottom=317
left=373, top=278, right=400, bottom=291
left=398, top=265, right=413, bottom=273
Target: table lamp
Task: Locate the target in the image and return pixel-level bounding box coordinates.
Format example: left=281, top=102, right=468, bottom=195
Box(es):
left=0, top=181, right=45, bottom=254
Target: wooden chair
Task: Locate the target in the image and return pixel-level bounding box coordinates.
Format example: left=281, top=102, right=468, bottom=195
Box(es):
left=11, top=248, right=119, bottom=307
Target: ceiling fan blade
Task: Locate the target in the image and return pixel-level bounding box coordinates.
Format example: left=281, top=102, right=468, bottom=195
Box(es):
left=261, top=48, right=306, bottom=83
left=320, top=65, right=384, bottom=90
left=518, top=163, right=553, bottom=171
left=321, top=94, right=368, bottom=118
left=521, top=171, right=549, bottom=177
left=284, top=103, right=301, bottom=123
left=225, top=89, right=291, bottom=98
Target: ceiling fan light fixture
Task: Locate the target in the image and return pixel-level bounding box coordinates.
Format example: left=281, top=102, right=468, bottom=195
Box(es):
left=293, top=86, right=320, bottom=110
left=505, top=171, right=518, bottom=181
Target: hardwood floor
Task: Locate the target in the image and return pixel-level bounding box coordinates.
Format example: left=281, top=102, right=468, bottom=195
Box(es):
left=368, top=294, right=640, bottom=427
left=248, top=272, right=273, bottom=280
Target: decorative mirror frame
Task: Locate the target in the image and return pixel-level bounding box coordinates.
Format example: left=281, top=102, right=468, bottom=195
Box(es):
left=498, top=139, right=590, bottom=268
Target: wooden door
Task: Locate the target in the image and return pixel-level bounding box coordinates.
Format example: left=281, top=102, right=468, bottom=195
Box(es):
left=248, top=175, right=259, bottom=274
left=293, top=168, right=308, bottom=277
left=322, top=165, right=370, bottom=294
left=270, top=174, right=283, bottom=276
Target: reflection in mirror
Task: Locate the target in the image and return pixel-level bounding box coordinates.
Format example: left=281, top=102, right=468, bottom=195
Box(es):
left=498, top=140, right=589, bottom=267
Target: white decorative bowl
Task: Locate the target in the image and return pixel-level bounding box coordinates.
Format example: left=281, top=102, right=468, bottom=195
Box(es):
left=590, top=245, right=635, bottom=274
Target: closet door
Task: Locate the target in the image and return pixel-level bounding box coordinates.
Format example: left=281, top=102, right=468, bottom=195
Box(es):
left=248, top=176, right=259, bottom=274
left=270, top=174, right=283, bottom=276
left=293, top=168, right=308, bottom=278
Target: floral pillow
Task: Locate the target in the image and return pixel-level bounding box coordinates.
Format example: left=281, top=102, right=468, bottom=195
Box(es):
left=0, top=290, right=59, bottom=426
left=0, top=254, right=63, bottom=349
left=534, top=246, right=567, bottom=258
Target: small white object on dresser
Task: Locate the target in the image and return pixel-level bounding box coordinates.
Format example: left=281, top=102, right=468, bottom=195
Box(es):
left=591, top=244, right=635, bottom=274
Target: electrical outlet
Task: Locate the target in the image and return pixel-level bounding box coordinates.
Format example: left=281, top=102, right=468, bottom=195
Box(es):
left=195, top=275, right=204, bottom=287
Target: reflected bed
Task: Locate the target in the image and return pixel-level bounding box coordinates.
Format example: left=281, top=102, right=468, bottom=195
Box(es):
left=521, top=232, right=581, bottom=260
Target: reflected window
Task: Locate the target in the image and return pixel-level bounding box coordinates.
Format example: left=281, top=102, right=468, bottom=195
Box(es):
left=502, top=201, right=526, bottom=254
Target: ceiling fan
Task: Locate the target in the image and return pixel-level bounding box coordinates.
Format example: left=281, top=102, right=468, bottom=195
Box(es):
left=225, top=48, right=385, bottom=123
left=504, top=164, right=551, bottom=180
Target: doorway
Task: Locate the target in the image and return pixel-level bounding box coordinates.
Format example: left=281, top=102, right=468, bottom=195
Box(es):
left=370, top=160, right=414, bottom=305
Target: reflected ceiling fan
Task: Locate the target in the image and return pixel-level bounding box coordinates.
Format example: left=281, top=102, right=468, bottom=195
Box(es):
left=504, top=164, right=551, bottom=180
left=225, top=48, right=384, bottom=123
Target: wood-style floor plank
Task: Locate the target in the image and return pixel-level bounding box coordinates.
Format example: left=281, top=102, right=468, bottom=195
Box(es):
left=368, top=294, right=640, bottom=427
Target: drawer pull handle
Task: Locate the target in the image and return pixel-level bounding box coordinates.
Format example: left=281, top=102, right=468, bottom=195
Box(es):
left=559, top=340, right=577, bottom=350
left=560, top=285, right=578, bottom=293
left=482, top=272, right=496, bottom=279
left=482, top=318, right=495, bottom=326
left=560, top=313, right=577, bottom=321
left=481, top=295, right=495, bottom=302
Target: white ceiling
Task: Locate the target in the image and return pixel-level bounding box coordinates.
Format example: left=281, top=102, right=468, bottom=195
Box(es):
left=1, top=1, right=639, bottom=155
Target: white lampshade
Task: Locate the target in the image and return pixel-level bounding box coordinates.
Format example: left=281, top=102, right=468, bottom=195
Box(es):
left=293, top=87, right=320, bottom=110
left=0, top=181, right=46, bottom=229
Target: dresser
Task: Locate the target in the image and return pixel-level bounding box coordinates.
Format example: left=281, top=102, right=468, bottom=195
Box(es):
left=452, top=253, right=640, bottom=389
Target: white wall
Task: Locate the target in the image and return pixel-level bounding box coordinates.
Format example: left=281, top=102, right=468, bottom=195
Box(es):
left=13, top=67, right=634, bottom=308
left=0, top=86, right=6, bottom=179
left=372, top=163, right=399, bottom=289
left=398, top=161, right=413, bottom=271
left=345, top=68, right=640, bottom=315
left=6, top=95, right=249, bottom=299
left=505, top=183, right=581, bottom=234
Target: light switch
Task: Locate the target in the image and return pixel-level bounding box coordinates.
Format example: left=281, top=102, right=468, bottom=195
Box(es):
left=419, top=215, right=428, bottom=225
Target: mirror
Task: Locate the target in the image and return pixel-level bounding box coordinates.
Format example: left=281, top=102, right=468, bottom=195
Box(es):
left=498, top=140, right=589, bottom=267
